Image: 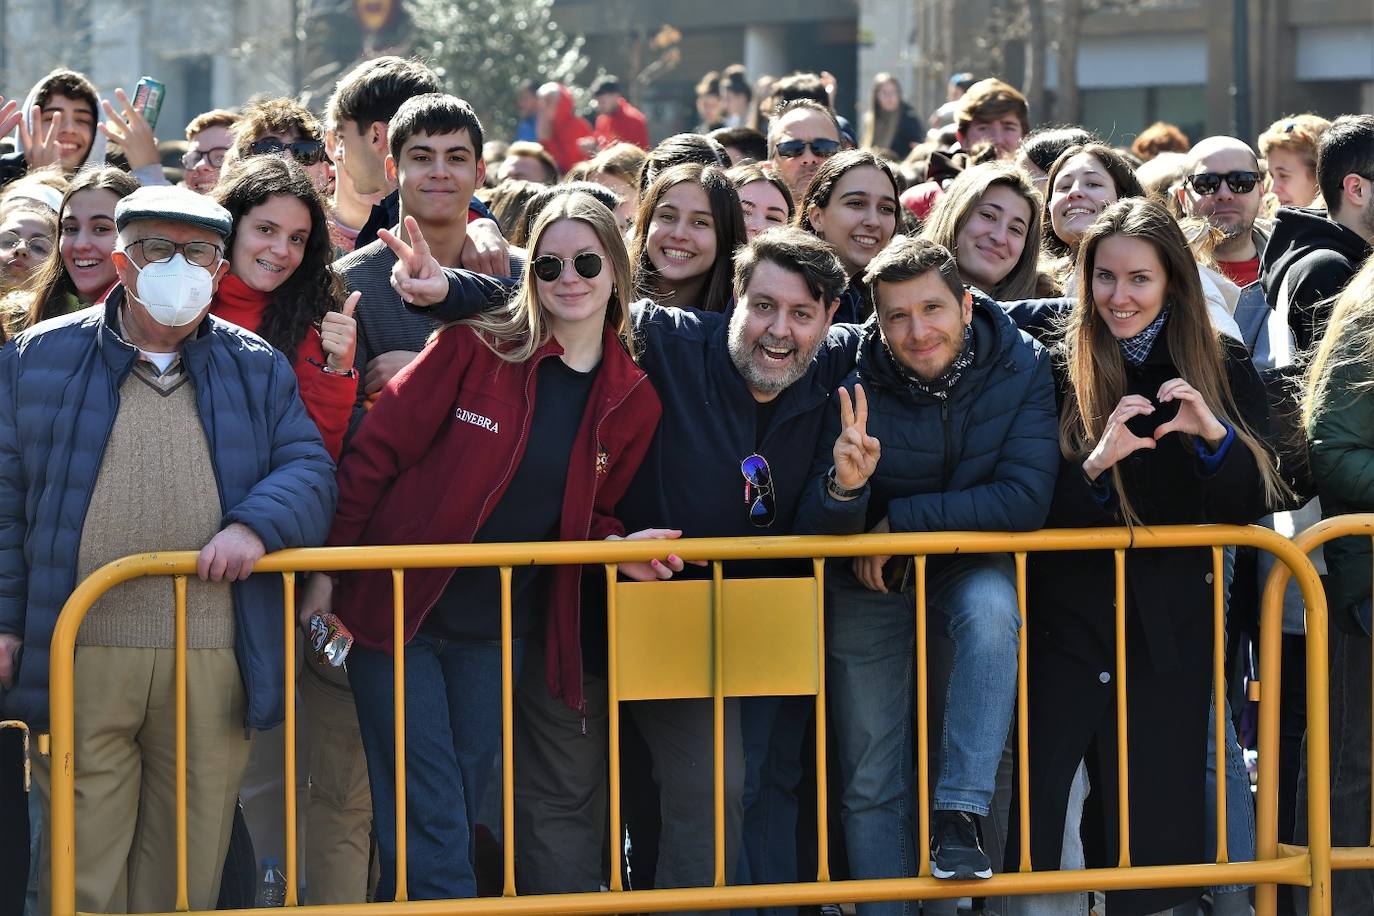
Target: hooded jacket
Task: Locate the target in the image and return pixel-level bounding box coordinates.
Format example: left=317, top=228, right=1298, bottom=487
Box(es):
left=0, top=289, right=338, bottom=730
left=1260, top=206, right=1371, bottom=353
left=0, top=71, right=108, bottom=186
left=539, top=84, right=594, bottom=175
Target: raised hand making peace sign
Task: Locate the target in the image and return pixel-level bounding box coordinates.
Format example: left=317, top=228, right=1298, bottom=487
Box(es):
left=378, top=215, right=447, bottom=307
left=832, top=384, right=882, bottom=491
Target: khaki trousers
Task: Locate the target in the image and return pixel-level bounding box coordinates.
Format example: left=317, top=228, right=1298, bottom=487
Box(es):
left=33, top=646, right=250, bottom=914
left=239, top=648, right=372, bottom=904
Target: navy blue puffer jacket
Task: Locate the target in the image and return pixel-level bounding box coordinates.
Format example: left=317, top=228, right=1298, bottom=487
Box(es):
left=0, top=290, right=337, bottom=730
left=797, top=291, right=1059, bottom=538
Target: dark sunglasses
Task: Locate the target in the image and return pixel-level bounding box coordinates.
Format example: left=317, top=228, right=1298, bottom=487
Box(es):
left=248, top=138, right=330, bottom=167
left=532, top=252, right=603, bottom=283
left=740, top=453, right=776, bottom=528
left=1186, top=171, right=1261, bottom=196
left=774, top=138, right=841, bottom=160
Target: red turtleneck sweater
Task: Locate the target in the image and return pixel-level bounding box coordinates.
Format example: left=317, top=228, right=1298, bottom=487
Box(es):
left=212, top=273, right=354, bottom=461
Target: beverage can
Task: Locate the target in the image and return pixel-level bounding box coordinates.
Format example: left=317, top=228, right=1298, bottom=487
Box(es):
left=132, top=77, right=165, bottom=130
left=308, top=612, right=354, bottom=667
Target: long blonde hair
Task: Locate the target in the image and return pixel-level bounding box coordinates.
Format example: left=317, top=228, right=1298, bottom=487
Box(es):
left=461, top=191, right=636, bottom=364
left=1058, top=198, right=1286, bottom=525
left=1303, top=256, right=1374, bottom=431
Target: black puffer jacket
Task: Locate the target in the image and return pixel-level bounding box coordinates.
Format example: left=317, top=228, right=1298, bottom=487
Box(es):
left=797, top=290, right=1059, bottom=540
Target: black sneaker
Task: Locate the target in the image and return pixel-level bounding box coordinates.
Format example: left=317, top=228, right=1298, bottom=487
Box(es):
left=930, top=810, right=992, bottom=880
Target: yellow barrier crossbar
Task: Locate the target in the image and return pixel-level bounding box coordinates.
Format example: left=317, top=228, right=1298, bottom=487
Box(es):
left=45, top=523, right=1330, bottom=916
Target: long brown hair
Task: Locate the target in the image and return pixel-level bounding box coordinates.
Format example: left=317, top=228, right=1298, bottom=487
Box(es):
left=19, top=167, right=139, bottom=330
left=920, top=161, right=1042, bottom=299
left=461, top=191, right=635, bottom=364
left=1057, top=197, right=1285, bottom=525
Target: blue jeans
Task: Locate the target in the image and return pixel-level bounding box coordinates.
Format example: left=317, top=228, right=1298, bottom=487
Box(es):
left=734, top=694, right=810, bottom=915
left=828, top=553, right=1020, bottom=916
left=1206, top=697, right=1256, bottom=894
left=348, top=633, right=524, bottom=901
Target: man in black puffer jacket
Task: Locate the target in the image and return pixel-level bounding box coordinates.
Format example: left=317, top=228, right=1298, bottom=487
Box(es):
left=797, top=237, right=1059, bottom=901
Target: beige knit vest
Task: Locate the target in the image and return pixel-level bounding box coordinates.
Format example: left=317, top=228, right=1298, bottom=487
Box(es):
left=76, top=370, right=236, bottom=649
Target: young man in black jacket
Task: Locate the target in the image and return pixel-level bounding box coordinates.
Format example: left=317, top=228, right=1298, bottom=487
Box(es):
left=798, top=237, right=1058, bottom=897
left=1260, top=113, right=1374, bottom=355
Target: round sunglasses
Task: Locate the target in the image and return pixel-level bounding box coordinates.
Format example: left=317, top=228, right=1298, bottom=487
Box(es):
left=532, top=251, right=603, bottom=283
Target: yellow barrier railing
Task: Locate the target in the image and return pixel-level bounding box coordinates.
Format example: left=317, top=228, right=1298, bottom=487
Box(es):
left=45, top=525, right=1330, bottom=916
left=1256, top=512, right=1374, bottom=912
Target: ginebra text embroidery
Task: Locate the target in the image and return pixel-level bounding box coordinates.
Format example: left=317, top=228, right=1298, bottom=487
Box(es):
left=454, top=406, right=500, bottom=434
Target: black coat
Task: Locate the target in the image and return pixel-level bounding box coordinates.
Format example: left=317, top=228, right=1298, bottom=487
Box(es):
left=1007, top=321, right=1273, bottom=915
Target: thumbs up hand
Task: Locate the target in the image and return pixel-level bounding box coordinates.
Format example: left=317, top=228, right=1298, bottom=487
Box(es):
left=320, top=290, right=360, bottom=372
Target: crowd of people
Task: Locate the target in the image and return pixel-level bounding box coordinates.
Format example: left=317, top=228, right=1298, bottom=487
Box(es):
left=0, top=52, right=1370, bottom=916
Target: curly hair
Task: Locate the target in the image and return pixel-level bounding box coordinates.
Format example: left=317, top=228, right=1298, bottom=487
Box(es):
left=212, top=155, right=343, bottom=363
left=229, top=97, right=323, bottom=162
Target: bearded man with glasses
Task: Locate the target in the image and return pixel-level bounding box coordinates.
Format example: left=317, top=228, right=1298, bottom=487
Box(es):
left=1177, top=136, right=1272, bottom=289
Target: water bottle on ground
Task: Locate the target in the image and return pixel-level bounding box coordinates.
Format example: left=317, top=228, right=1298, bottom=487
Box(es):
left=255, top=858, right=287, bottom=907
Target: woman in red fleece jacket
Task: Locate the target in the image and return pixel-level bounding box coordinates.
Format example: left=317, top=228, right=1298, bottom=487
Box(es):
left=211, top=155, right=357, bottom=459
left=302, top=193, right=678, bottom=902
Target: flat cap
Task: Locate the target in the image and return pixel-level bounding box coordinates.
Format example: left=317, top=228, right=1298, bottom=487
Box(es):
left=115, top=185, right=233, bottom=239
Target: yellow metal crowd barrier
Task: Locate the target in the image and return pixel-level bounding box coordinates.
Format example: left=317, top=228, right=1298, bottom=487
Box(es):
left=1255, top=512, right=1374, bottom=912
left=43, top=525, right=1333, bottom=916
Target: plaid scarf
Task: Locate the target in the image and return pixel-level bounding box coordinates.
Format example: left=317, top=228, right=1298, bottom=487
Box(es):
left=886, top=323, right=975, bottom=400
left=1117, top=307, right=1170, bottom=366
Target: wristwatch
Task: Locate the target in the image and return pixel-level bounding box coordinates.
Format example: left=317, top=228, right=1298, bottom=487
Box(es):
left=825, top=466, right=866, bottom=500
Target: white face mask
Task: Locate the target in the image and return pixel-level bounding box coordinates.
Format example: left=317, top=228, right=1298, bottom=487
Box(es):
left=126, top=253, right=219, bottom=327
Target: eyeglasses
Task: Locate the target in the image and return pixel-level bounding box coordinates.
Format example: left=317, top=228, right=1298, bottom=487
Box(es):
left=1186, top=171, right=1262, bottom=196
left=774, top=138, right=841, bottom=160
left=532, top=251, right=603, bottom=283
left=248, top=137, right=330, bottom=167
left=740, top=453, right=776, bottom=528
left=0, top=232, right=53, bottom=258
left=125, top=237, right=223, bottom=268
left=182, top=147, right=228, bottom=169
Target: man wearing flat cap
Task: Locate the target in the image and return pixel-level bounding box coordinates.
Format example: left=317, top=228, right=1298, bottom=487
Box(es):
left=0, top=185, right=337, bottom=912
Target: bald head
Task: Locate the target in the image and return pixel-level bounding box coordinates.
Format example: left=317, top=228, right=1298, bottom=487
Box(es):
left=1180, top=135, right=1264, bottom=261
left=1187, top=135, right=1260, bottom=173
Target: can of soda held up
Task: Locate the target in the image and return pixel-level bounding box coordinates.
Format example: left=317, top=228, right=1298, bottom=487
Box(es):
left=131, top=77, right=165, bottom=131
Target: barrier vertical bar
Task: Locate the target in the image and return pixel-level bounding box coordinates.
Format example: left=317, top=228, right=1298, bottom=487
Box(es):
left=712, top=561, right=726, bottom=887
left=1213, top=548, right=1228, bottom=864
left=605, top=564, right=624, bottom=892
left=915, top=556, right=931, bottom=876
left=174, top=575, right=189, bottom=912
left=1114, top=549, right=1131, bottom=867
left=1016, top=552, right=1032, bottom=872
left=391, top=568, right=408, bottom=901
left=282, top=574, right=299, bottom=905
left=812, top=558, right=830, bottom=881
left=1304, top=553, right=1332, bottom=916
left=1255, top=546, right=1286, bottom=916
left=500, top=566, right=517, bottom=897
